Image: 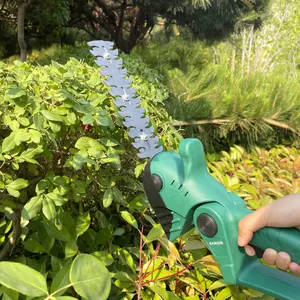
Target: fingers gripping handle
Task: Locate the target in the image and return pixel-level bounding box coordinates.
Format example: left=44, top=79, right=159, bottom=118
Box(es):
left=251, top=226, right=300, bottom=264
left=239, top=227, right=300, bottom=300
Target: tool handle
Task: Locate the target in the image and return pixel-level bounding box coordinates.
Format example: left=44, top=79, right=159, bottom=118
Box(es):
left=251, top=226, right=300, bottom=264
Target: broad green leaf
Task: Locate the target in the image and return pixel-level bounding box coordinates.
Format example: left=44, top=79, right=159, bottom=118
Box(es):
left=33, top=113, right=43, bottom=130
left=75, top=137, right=102, bottom=150
left=95, top=114, right=110, bottom=127
left=24, top=238, right=46, bottom=254
left=183, top=240, right=206, bottom=251
left=147, top=285, right=169, bottom=300
left=18, top=117, right=30, bottom=127
left=92, top=251, right=114, bottom=266
left=0, top=262, right=48, bottom=297
left=65, top=240, right=78, bottom=258
left=120, top=211, right=138, bottom=229
left=9, top=120, right=20, bottom=131
left=113, top=271, right=134, bottom=282
left=0, top=286, right=19, bottom=300
left=6, top=178, right=28, bottom=190
left=43, top=222, right=71, bottom=242
left=209, top=279, right=227, bottom=291
left=67, top=112, right=76, bottom=124
left=113, top=228, right=125, bottom=236
left=114, top=279, right=134, bottom=289
left=103, top=188, right=113, bottom=208
left=142, top=258, right=164, bottom=273
left=5, top=187, right=20, bottom=198
left=119, top=249, right=135, bottom=271
left=70, top=254, right=111, bottom=300
left=76, top=212, right=90, bottom=237
left=7, top=86, right=26, bottom=99
left=2, top=133, right=16, bottom=153
left=56, top=297, right=78, bottom=300
left=46, top=192, right=67, bottom=206
left=146, top=224, right=165, bottom=242
left=50, top=262, right=71, bottom=296
left=41, top=110, right=63, bottom=122
left=22, top=195, right=44, bottom=220
left=243, top=288, right=265, bottom=297
left=49, top=121, right=61, bottom=133
left=99, top=137, right=119, bottom=147
left=134, top=162, right=146, bottom=178
left=14, top=129, right=31, bottom=143
left=29, top=130, right=42, bottom=144
left=166, top=291, right=181, bottom=300
left=81, top=114, right=93, bottom=124
left=42, top=197, right=57, bottom=221
left=36, top=180, right=47, bottom=195
left=18, top=146, right=43, bottom=164
left=215, top=287, right=232, bottom=300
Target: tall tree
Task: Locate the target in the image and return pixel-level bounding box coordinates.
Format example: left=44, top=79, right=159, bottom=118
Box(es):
left=0, top=0, right=71, bottom=61
left=69, top=0, right=266, bottom=53
left=17, top=0, right=31, bottom=61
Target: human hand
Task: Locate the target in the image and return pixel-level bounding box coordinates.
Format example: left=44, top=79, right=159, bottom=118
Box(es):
left=238, top=193, right=300, bottom=274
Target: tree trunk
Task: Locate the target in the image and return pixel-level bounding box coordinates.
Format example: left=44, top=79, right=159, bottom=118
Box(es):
left=17, top=1, right=29, bottom=62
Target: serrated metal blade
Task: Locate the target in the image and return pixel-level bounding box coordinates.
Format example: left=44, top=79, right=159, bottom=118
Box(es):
left=88, top=40, right=163, bottom=159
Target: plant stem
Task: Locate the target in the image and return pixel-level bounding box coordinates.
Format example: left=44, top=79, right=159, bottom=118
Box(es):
left=44, top=283, right=74, bottom=300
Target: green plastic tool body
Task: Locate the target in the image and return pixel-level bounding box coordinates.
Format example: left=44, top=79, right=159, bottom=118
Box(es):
left=143, top=138, right=300, bottom=300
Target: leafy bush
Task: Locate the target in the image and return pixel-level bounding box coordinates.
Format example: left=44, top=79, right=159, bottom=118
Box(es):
left=134, top=30, right=300, bottom=151
left=0, top=57, right=180, bottom=299
left=5, top=42, right=94, bottom=66
left=0, top=55, right=299, bottom=300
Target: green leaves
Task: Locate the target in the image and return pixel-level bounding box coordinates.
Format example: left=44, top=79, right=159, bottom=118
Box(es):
left=70, top=254, right=111, bottom=300
left=22, top=192, right=67, bottom=221
left=6, top=85, right=26, bottom=99
left=0, top=56, right=182, bottom=300
left=1, top=47, right=297, bottom=300
left=41, top=110, right=64, bottom=122
left=76, top=212, right=90, bottom=237
left=0, top=262, right=48, bottom=297
left=103, top=187, right=113, bottom=208
left=5, top=178, right=28, bottom=198
left=0, top=254, right=111, bottom=299
left=120, top=211, right=138, bottom=229
left=146, top=224, right=165, bottom=242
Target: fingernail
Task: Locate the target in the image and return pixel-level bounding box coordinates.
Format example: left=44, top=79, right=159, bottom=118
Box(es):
left=238, top=236, right=245, bottom=246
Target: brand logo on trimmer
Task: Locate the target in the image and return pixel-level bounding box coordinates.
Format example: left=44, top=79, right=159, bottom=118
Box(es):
left=209, top=241, right=224, bottom=245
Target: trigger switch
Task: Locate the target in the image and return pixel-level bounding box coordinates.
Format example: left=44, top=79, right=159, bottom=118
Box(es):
left=197, top=214, right=218, bottom=237
left=151, top=174, right=163, bottom=192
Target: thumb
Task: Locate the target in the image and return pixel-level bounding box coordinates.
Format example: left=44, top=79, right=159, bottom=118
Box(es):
left=238, top=206, right=269, bottom=247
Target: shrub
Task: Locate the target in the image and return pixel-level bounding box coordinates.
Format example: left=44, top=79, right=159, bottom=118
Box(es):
left=0, top=55, right=299, bottom=300
left=0, top=57, right=180, bottom=299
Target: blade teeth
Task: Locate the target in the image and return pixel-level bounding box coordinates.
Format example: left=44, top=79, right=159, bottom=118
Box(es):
left=105, top=77, right=131, bottom=88
left=88, top=40, right=163, bottom=159
left=88, top=40, right=114, bottom=50
left=109, top=87, right=136, bottom=97
left=100, top=67, right=127, bottom=78
left=137, top=147, right=163, bottom=159
left=114, top=97, right=140, bottom=108
left=132, top=136, right=159, bottom=149
left=123, top=116, right=149, bottom=128
left=119, top=106, right=145, bottom=118
left=94, top=57, right=123, bottom=70
left=128, top=127, right=154, bottom=139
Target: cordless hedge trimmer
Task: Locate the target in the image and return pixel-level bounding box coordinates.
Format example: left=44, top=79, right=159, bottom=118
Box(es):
left=88, top=40, right=300, bottom=300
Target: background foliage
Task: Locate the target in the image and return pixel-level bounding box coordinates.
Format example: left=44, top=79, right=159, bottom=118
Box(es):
left=0, top=0, right=299, bottom=299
